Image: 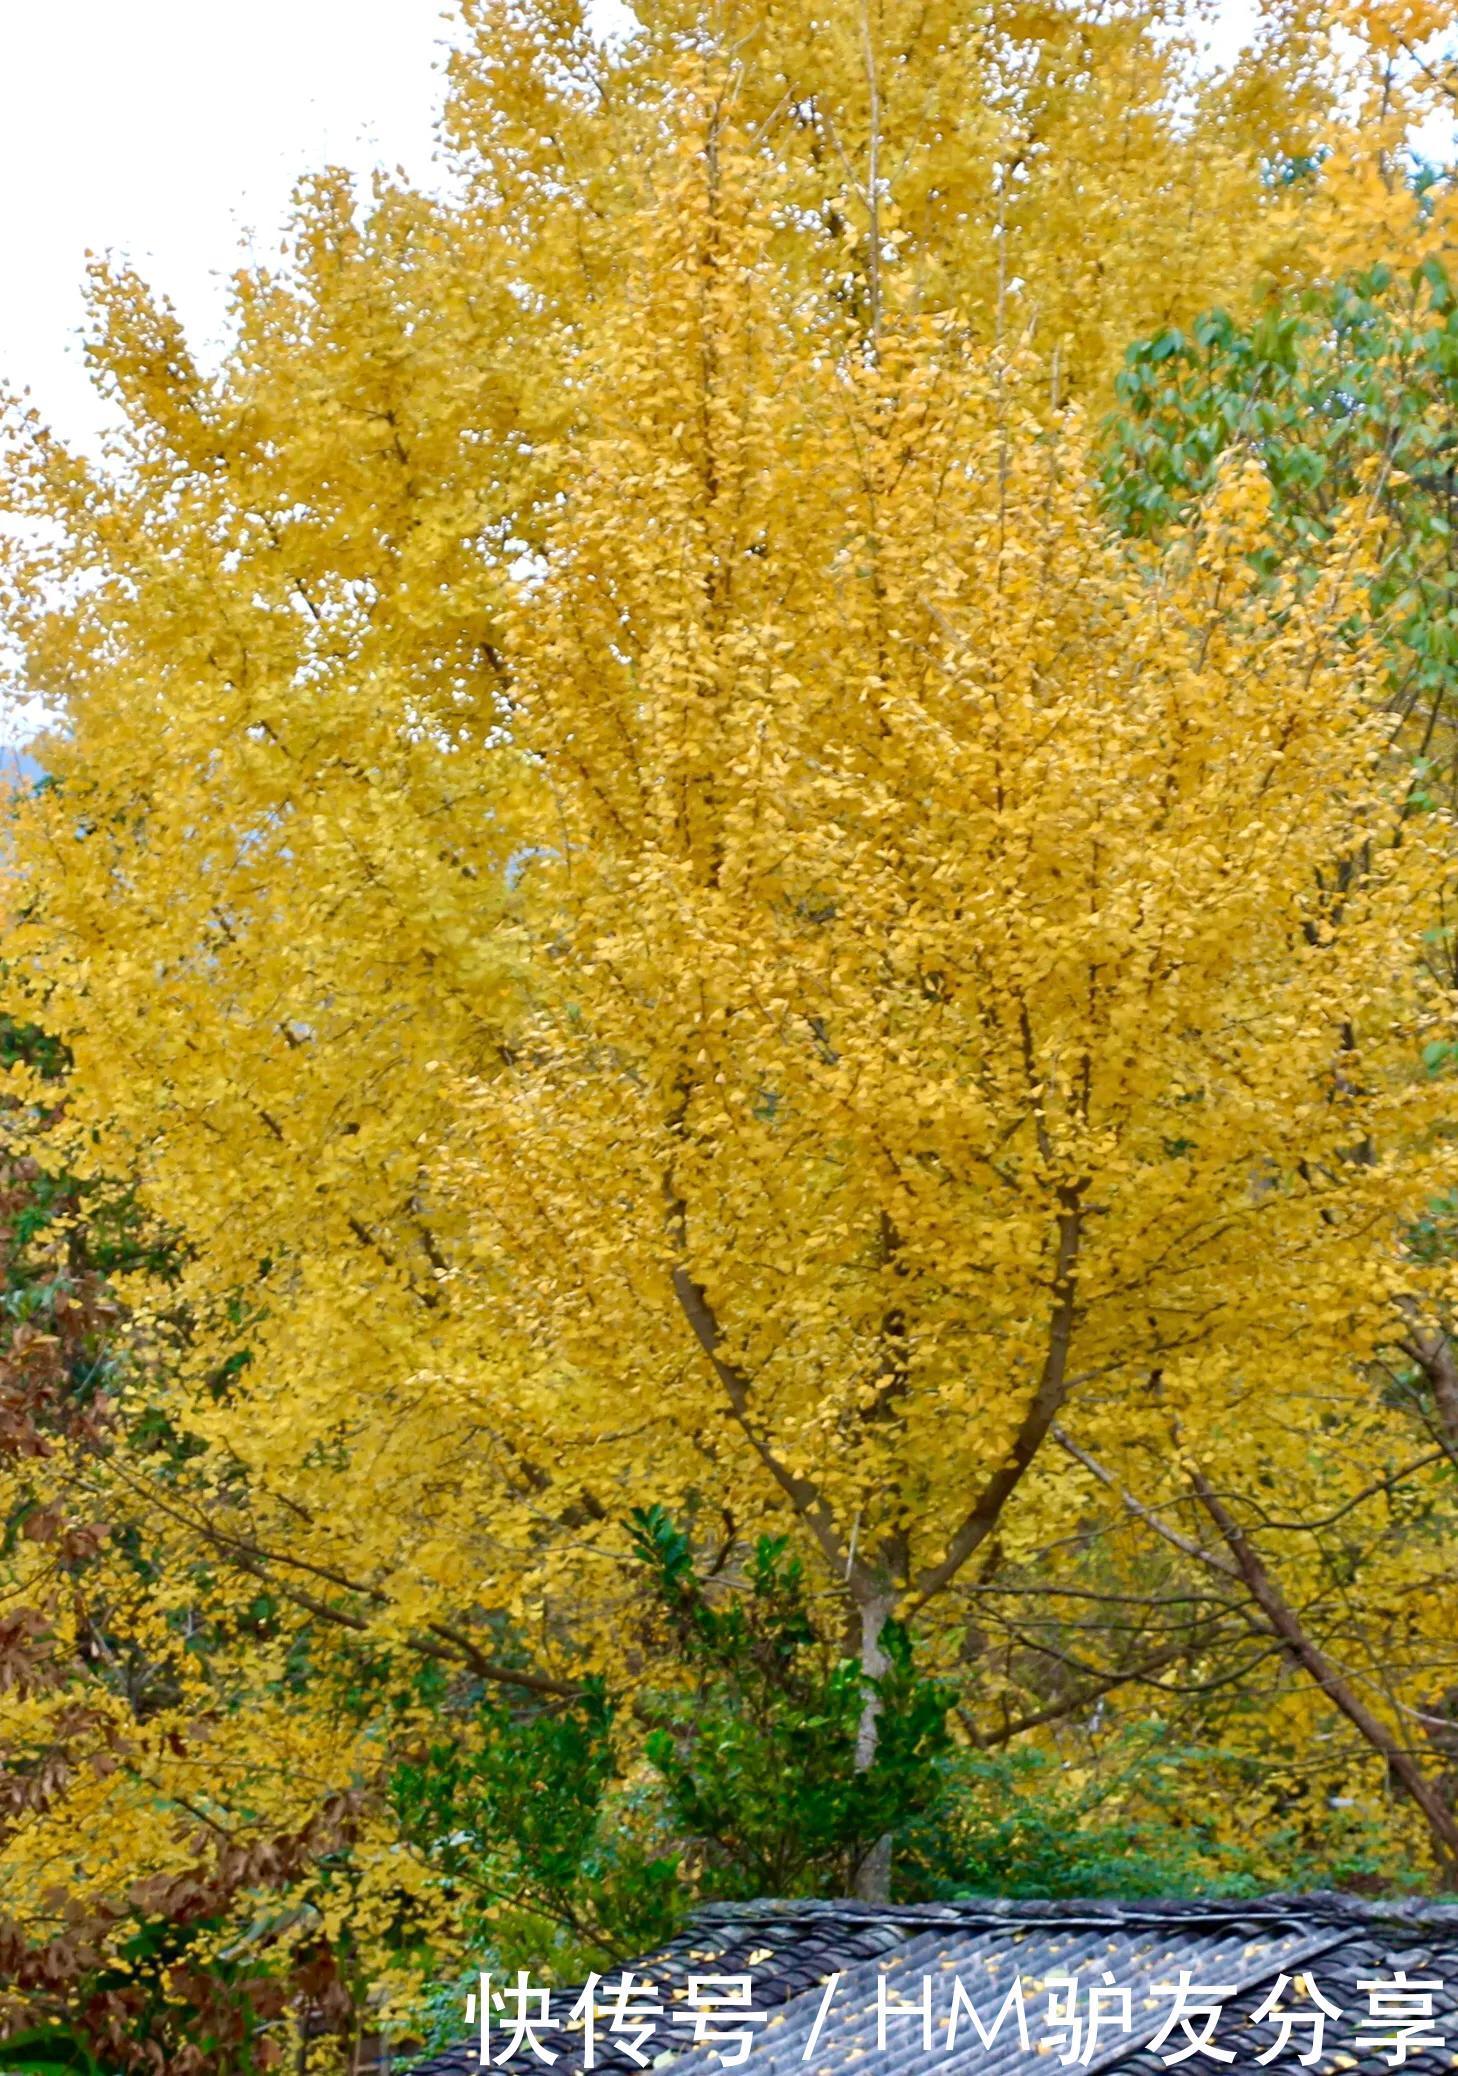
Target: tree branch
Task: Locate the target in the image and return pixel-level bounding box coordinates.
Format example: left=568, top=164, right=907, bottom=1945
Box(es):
left=912, top=1187, right=1082, bottom=1607
left=1398, top=1313, right=1458, bottom=1462
left=1053, top=1424, right=1237, bottom=1574
left=671, top=1262, right=870, bottom=1596
left=1186, top=1461, right=1458, bottom=1870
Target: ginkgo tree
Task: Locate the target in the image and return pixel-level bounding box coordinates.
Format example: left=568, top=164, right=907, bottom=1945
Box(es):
left=1, top=0, right=1458, bottom=2051
left=435, top=92, right=1458, bottom=1873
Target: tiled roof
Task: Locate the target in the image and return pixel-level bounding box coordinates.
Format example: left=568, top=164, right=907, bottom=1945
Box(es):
left=415, top=1895, right=1458, bottom=2074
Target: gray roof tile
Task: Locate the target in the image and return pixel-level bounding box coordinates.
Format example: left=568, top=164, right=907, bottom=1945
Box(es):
left=417, top=1896, right=1458, bottom=2075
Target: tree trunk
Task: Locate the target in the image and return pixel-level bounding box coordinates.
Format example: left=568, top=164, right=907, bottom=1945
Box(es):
left=853, top=1591, right=895, bottom=1903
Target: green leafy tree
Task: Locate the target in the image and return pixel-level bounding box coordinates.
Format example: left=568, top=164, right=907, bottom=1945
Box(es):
left=632, top=1508, right=953, bottom=1900
left=1103, top=257, right=1458, bottom=811
left=388, top=1667, right=683, bottom=1979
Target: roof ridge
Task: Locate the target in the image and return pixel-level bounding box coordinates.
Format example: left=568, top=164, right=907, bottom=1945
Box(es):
left=691, top=1890, right=1458, bottom=1930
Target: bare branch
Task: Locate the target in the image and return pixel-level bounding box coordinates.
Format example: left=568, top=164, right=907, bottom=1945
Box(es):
left=1187, top=1462, right=1458, bottom=1869
left=1052, top=1424, right=1236, bottom=1574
